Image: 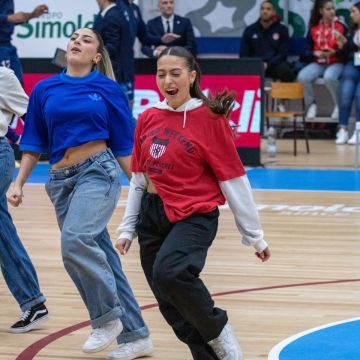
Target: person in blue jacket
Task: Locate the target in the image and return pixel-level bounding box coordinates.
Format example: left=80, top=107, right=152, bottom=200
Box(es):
left=0, top=1, right=48, bottom=82
left=141, top=0, right=197, bottom=58
left=240, top=0, right=295, bottom=82
left=8, top=28, right=153, bottom=360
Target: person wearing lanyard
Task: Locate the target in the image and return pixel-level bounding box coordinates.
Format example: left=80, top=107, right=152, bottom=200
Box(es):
left=8, top=28, right=154, bottom=360
left=297, top=0, right=348, bottom=120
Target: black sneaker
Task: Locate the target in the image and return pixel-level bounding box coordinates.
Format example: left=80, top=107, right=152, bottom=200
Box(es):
left=9, top=303, right=49, bottom=333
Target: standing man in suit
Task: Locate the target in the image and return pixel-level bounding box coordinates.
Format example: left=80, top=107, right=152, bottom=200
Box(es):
left=141, top=0, right=197, bottom=58
left=94, top=0, right=134, bottom=104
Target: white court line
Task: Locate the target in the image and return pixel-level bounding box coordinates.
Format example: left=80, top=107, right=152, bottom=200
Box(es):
left=268, top=317, right=360, bottom=360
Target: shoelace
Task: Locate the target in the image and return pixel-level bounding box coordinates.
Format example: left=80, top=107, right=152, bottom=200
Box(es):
left=89, top=328, right=106, bottom=340
left=20, top=310, right=31, bottom=321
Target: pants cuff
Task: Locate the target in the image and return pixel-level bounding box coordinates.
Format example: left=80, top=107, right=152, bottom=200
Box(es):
left=20, top=294, right=46, bottom=312
left=91, top=306, right=123, bottom=328
left=117, top=325, right=150, bottom=343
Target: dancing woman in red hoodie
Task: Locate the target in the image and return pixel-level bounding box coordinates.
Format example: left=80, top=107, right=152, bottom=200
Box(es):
left=116, top=46, right=271, bottom=360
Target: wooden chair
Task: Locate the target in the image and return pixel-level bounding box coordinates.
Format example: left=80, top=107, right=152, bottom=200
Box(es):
left=265, top=82, right=310, bottom=156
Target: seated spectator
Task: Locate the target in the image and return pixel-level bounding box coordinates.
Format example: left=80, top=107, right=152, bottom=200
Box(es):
left=240, top=0, right=296, bottom=82
left=297, top=0, right=348, bottom=119
left=335, top=1, right=360, bottom=145
left=141, top=0, right=196, bottom=58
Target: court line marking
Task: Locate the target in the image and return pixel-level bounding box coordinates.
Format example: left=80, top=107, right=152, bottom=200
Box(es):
left=15, top=278, right=360, bottom=360
left=268, top=317, right=360, bottom=360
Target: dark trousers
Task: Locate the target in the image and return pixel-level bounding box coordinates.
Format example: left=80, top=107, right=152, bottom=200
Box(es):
left=266, top=61, right=297, bottom=82
left=136, top=193, right=227, bottom=360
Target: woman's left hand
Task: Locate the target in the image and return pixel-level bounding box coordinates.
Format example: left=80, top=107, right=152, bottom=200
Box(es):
left=255, top=247, right=271, bottom=262
left=115, top=238, right=132, bottom=255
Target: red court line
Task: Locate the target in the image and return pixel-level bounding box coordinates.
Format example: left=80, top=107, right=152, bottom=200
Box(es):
left=15, top=278, right=360, bottom=360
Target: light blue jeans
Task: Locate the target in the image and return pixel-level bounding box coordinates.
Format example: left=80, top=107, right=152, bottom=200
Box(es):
left=45, top=149, right=149, bottom=343
left=338, top=61, right=360, bottom=126
left=297, top=62, right=344, bottom=108
left=0, top=138, right=46, bottom=311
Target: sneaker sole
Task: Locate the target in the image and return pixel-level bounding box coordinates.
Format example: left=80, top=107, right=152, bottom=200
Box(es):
left=8, top=314, right=49, bottom=334
left=83, top=322, right=123, bottom=354
left=107, top=345, right=154, bottom=360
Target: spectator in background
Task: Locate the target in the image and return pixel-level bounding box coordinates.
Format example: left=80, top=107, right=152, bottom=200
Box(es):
left=0, top=1, right=48, bottom=83
left=116, top=0, right=179, bottom=108
left=335, top=1, right=360, bottom=145
left=297, top=0, right=348, bottom=119
left=240, top=0, right=296, bottom=82
left=0, top=66, right=49, bottom=334
left=141, top=0, right=197, bottom=58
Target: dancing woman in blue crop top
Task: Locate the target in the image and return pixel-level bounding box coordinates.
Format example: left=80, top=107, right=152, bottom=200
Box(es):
left=8, top=28, right=153, bottom=358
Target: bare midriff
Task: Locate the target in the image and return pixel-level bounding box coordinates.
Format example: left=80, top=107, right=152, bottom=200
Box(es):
left=51, top=140, right=107, bottom=169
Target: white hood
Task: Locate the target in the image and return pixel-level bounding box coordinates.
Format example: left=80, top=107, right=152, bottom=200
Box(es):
left=154, top=98, right=203, bottom=128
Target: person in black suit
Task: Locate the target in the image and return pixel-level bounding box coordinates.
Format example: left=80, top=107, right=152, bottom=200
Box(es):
left=141, top=0, right=197, bottom=58
left=95, top=0, right=178, bottom=110
left=94, top=0, right=134, bottom=103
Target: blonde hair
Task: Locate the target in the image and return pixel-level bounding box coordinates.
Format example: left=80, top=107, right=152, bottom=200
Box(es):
left=91, top=29, right=116, bottom=80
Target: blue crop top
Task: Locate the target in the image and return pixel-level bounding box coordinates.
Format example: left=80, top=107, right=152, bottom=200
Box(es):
left=20, top=70, right=134, bottom=164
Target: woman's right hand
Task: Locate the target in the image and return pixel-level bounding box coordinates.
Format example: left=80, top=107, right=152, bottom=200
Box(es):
left=7, top=185, right=23, bottom=207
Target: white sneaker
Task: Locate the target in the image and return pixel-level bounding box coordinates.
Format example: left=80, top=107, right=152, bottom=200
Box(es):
left=335, top=128, right=349, bottom=145
left=306, top=103, right=317, bottom=118
left=331, top=105, right=339, bottom=119
left=107, top=337, right=154, bottom=360
left=83, top=318, right=123, bottom=353
left=208, top=324, right=243, bottom=360
left=347, top=132, right=357, bottom=145
left=277, top=102, right=286, bottom=112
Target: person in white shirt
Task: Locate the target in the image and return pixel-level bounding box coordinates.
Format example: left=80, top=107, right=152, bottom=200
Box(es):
left=0, top=67, right=49, bottom=334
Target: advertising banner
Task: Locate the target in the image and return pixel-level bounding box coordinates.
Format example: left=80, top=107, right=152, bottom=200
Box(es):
left=16, top=73, right=261, bottom=150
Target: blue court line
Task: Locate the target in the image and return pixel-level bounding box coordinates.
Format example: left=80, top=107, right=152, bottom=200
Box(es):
left=14, top=165, right=360, bottom=192
left=268, top=318, right=360, bottom=360
left=247, top=168, right=360, bottom=192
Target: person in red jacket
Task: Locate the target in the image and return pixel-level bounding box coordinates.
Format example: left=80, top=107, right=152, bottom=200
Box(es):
left=116, top=46, right=271, bottom=360
left=297, top=0, right=348, bottom=119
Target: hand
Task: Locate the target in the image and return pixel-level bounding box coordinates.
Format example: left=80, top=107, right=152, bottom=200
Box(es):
left=333, top=30, right=346, bottom=44
left=263, top=62, right=268, bottom=71
left=313, top=50, right=325, bottom=58
left=161, top=32, right=181, bottom=44
left=7, top=185, right=23, bottom=207
left=30, top=4, right=49, bottom=19
left=8, top=12, right=30, bottom=24
left=115, top=238, right=132, bottom=255
left=155, top=45, right=168, bottom=57
left=255, top=247, right=271, bottom=262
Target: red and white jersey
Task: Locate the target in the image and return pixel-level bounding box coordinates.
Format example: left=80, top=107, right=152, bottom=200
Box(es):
left=131, top=100, right=245, bottom=222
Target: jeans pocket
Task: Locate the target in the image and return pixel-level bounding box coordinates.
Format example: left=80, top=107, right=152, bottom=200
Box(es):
left=96, top=158, right=119, bottom=183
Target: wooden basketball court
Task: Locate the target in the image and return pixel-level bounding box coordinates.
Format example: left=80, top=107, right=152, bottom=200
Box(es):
left=1, top=139, right=360, bottom=360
